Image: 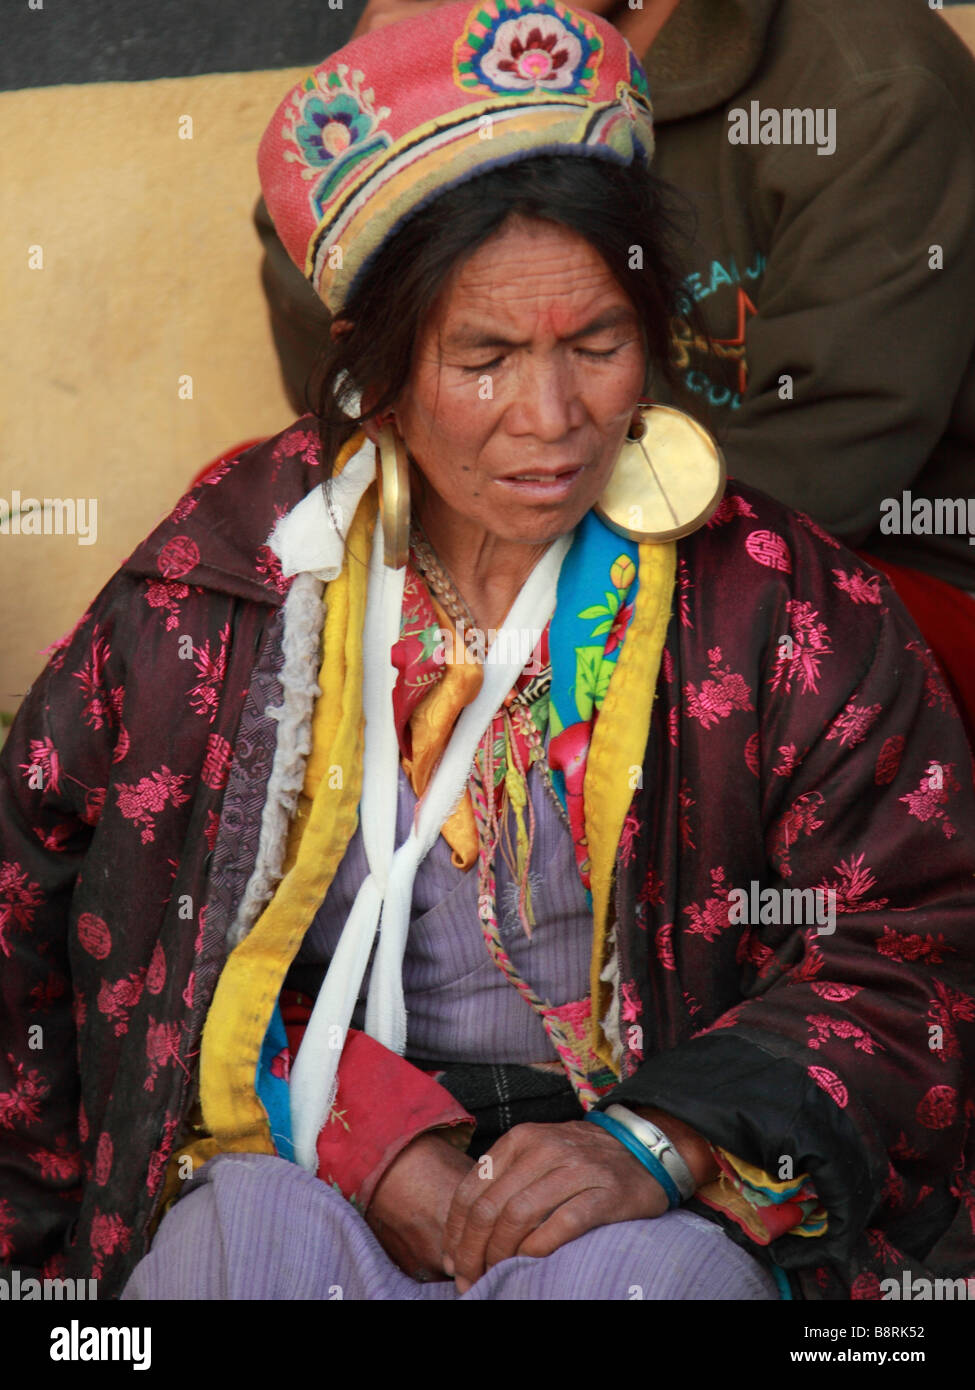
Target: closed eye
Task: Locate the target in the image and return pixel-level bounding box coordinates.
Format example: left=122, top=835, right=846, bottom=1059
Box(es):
left=461, top=344, right=624, bottom=372
left=461, top=356, right=506, bottom=373
left=576, top=345, right=623, bottom=360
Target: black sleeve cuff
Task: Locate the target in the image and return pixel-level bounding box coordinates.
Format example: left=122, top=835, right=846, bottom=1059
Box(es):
left=600, top=1030, right=886, bottom=1267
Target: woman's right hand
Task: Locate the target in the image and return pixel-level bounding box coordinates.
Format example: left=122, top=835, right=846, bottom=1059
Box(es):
left=365, top=1130, right=476, bottom=1281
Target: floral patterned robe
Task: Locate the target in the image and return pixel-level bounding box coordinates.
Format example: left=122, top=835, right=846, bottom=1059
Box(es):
left=1, top=418, right=973, bottom=1298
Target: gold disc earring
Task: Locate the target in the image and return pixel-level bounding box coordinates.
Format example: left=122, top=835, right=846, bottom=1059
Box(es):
left=595, top=404, right=726, bottom=543
left=375, top=423, right=410, bottom=570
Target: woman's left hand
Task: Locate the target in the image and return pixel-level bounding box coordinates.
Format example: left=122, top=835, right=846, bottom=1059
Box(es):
left=441, top=1120, right=670, bottom=1293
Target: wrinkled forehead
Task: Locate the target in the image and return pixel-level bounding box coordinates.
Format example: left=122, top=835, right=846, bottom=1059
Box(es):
left=425, top=216, right=640, bottom=347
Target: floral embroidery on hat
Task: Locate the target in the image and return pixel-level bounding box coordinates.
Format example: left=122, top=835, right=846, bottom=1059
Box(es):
left=454, top=0, right=603, bottom=96
left=282, top=65, right=392, bottom=216
left=626, top=51, right=650, bottom=100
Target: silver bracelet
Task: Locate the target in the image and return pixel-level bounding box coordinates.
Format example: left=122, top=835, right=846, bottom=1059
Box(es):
left=604, top=1104, right=698, bottom=1201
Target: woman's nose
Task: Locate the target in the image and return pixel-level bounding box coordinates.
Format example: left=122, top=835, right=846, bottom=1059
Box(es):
left=507, top=354, right=584, bottom=441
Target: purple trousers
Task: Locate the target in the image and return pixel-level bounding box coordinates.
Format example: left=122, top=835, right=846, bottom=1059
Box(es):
left=122, top=1153, right=780, bottom=1301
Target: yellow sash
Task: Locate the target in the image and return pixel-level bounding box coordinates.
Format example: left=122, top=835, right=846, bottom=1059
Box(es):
left=198, top=445, right=676, bottom=1151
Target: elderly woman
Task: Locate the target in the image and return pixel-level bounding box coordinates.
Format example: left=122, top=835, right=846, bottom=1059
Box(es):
left=2, top=1, right=974, bottom=1303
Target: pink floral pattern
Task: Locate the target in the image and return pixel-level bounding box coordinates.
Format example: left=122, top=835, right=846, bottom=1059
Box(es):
left=771, top=743, right=801, bottom=776
left=899, top=761, right=960, bottom=839
left=0, top=860, right=44, bottom=958
left=905, top=640, right=953, bottom=713
left=676, top=555, right=693, bottom=628
left=90, top=1210, right=131, bottom=1279
left=832, top=568, right=883, bottom=606
left=187, top=624, right=230, bottom=723
left=144, top=1018, right=189, bottom=1092
left=706, top=493, right=756, bottom=528
left=806, top=1014, right=881, bottom=1054
left=816, top=854, right=888, bottom=914
left=769, top=601, right=833, bottom=696
left=97, top=971, right=145, bottom=1038
left=146, top=1114, right=181, bottom=1197
left=116, top=766, right=191, bottom=844
left=255, top=544, right=290, bottom=596
left=0, top=1056, right=48, bottom=1133
left=677, top=779, right=696, bottom=849
left=825, top=702, right=881, bottom=748
left=20, top=737, right=61, bottom=794
left=617, top=808, right=640, bottom=867
left=769, top=791, right=825, bottom=878
left=926, top=981, right=975, bottom=1064
left=29, top=973, right=67, bottom=1013
left=74, top=629, right=124, bottom=731
left=143, top=578, right=190, bottom=633
left=684, top=646, right=752, bottom=729
left=875, top=925, right=955, bottom=965
left=851, top=1271, right=883, bottom=1299
left=683, top=868, right=734, bottom=942
left=28, top=1137, right=81, bottom=1182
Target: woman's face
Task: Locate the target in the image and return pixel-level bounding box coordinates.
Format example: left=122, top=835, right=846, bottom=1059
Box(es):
left=392, top=215, right=647, bottom=549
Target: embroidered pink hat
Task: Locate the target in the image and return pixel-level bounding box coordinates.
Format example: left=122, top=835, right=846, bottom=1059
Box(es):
left=258, top=0, right=655, bottom=315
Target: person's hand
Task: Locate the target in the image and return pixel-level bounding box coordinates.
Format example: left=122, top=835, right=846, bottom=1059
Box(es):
left=441, top=1120, right=670, bottom=1294
left=365, top=1130, right=475, bottom=1281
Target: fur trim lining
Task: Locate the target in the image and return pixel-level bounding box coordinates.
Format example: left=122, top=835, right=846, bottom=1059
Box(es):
left=227, top=571, right=325, bottom=947
left=599, top=919, right=623, bottom=1069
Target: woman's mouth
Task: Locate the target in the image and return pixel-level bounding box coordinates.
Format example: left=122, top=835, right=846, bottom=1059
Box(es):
left=496, top=466, right=583, bottom=500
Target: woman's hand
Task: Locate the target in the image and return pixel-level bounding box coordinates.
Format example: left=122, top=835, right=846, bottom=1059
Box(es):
left=441, top=1120, right=670, bottom=1294
left=366, top=1130, right=475, bottom=1281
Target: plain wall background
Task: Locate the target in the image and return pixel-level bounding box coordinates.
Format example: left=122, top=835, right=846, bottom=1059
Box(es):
left=1, top=2, right=363, bottom=714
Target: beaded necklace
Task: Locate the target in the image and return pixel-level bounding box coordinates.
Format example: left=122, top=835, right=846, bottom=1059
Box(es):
left=408, top=519, right=477, bottom=638
left=405, top=523, right=611, bottom=1108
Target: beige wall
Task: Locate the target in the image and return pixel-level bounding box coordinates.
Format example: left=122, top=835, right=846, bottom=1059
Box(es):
left=1, top=67, right=309, bottom=715
left=945, top=5, right=975, bottom=52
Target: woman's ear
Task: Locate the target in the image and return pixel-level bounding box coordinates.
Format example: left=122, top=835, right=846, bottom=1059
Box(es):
left=360, top=398, right=397, bottom=445
left=329, top=318, right=399, bottom=442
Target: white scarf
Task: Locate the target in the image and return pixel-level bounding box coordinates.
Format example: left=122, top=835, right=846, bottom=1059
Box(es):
left=269, top=440, right=570, bottom=1171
